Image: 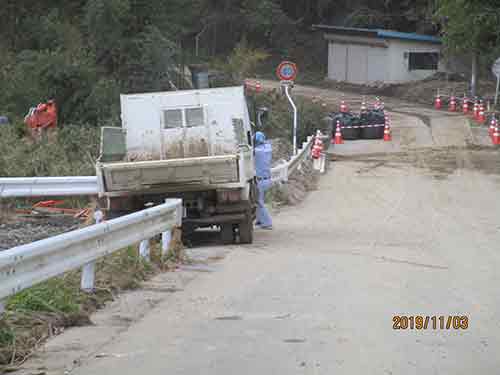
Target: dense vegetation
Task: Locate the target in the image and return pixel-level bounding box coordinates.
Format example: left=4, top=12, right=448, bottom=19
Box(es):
left=2, top=0, right=498, bottom=126
left=0, top=0, right=499, bottom=156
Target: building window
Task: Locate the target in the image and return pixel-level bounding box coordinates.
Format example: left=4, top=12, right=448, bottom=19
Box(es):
left=408, top=52, right=439, bottom=71
left=185, top=107, right=204, bottom=127
left=164, top=109, right=183, bottom=129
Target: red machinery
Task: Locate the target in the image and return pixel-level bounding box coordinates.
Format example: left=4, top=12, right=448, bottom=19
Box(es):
left=24, top=100, right=58, bottom=139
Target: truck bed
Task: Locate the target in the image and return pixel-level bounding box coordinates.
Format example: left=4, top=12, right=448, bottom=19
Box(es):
left=98, top=155, right=240, bottom=193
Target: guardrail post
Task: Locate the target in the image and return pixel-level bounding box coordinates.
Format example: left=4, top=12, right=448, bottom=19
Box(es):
left=161, top=231, right=171, bottom=256
left=162, top=199, right=183, bottom=257
left=139, top=240, right=150, bottom=261
left=174, top=200, right=184, bottom=226
left=81, top=210, right=103, bottom=292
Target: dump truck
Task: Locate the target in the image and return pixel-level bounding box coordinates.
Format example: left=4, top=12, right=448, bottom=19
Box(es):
left=96, top=86, right=257, bottom=244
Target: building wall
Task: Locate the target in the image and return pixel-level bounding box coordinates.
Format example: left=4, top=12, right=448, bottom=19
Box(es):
left=328, top=43, right=347, bottom=81
left=386, top=40, right=443, bottom=83
left=327, top=36, right=443, bottom=84
left=328, top=42, right=388, bottom=84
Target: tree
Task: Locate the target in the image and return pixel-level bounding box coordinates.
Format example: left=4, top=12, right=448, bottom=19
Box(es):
left=437, top=0, right=500, bottom=95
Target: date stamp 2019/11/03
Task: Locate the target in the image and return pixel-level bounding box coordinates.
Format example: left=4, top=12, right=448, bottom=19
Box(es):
left=393, top=316, right=469, bottom=330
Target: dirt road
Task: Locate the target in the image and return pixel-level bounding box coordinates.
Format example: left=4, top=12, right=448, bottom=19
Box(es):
left=19, top=84, right=500, bottom=374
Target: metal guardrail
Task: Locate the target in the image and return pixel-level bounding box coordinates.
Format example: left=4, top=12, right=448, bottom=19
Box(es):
left=0, top=199, right=183, bottom=311
left=1, top=137, right=314, bottom=197
left=0, top=176, right=98, bottom=198
left=271, top=136, right=314, bottom=184
left=0, top=135, right=315, bottom=311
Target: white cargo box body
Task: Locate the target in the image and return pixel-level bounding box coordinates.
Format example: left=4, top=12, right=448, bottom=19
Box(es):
left=121, top=86, right=252, bottom=160
left=98, top=86, right=255, bottom=194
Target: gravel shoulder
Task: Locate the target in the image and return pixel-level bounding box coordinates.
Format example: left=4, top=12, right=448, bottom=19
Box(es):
left=0, top=216, right=80, bottom=250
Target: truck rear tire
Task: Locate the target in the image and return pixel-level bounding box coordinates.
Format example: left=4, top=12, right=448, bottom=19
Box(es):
left=221, top=224, right=235, bottom=244
left=238, top=216, right=254, bottom=244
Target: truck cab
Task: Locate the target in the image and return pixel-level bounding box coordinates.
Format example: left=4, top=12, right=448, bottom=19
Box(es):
left=96, top=86, right=257, bottom=244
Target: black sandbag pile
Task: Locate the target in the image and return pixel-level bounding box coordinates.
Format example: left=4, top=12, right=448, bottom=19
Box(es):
left=360, top=109, right=385, bottom=139
left=329, top=112, right=361, bottom=140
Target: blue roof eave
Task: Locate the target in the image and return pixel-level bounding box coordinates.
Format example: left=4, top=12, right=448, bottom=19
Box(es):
left=376, top=30, right=442, bottom=44
left=313, top=25, right=442, bottom=44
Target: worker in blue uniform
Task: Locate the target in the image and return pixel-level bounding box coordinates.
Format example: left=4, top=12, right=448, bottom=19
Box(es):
left=254, top=131, right=273, bottom=229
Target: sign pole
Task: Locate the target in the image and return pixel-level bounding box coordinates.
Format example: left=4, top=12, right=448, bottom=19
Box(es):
left=276, top=61, right=299, bottom=155
left=491, top=57, right=500, bottom=107
left=284, top=84, right=298, bottom=155
left=496, top=76, right=500, bottom=106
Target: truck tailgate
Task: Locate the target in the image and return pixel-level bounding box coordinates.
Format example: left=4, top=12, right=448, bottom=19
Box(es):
left=100, top=155, right=239, bottom=192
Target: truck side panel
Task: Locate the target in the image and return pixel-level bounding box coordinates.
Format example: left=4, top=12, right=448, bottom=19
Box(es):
left=100, top=155, right=240, bottom=193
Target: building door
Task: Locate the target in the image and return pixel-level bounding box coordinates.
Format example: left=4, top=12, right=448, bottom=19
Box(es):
left=347, top=45, right=369, bottom=84
left=367, top=46, right=388, bottom=82
left=329, top=43, right=347, bottom=81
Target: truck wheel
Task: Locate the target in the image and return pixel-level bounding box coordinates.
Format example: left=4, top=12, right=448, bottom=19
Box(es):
left=238, top=216, right=254, bottom=244
left=182, top=224, right=195, bottom=247
left=221, top=224, right=234, bottom=244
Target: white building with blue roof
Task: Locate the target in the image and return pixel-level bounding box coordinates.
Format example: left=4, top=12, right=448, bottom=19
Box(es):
left=313, top=25, right=444, bottom=85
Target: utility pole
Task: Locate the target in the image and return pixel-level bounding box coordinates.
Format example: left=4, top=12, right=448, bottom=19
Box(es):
left=471, top=52, right=478, bottom=97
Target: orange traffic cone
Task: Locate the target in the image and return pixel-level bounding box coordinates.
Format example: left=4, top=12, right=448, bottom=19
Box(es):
left=462, top=98, right=469, bottom=114
left=383, top=115, right=392, bottom=142
left=478, top=104, right=486, bottom=124
left=493, top=122, right=500, bottom=145
left=449, top=96, right=457, bottom=112
left=473, top=102, right=479, bottom=119
left=489, top=117, right=496, bottom=137
left=340, top=100, right=348, bottom=113
left=334, top=121, right=344, bottom=144
left=434, top=96, right=442, bottom=110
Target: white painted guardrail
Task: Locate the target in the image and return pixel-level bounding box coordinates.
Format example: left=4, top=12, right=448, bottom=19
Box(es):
left=0, top=136, right=315, bottom=312
left=0, top=176, right=98, bottom=198
left=0, top=199, right=183, bottom=313
left=271, top=135, right=314, bottom=184
left=1, top=136, right=315, bottom=197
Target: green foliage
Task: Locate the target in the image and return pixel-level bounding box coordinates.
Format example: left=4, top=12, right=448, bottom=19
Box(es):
left=121, top=25, right=178, bottom=92
left=84, top=0, right=131, bottom=71
left=0, top=245, right=166, bottom=366
left=249, top=91, right=328, bottom=145
left=0, top=125, right=99, bottom=177
left=0, top=0, right=183, bottom=126
left=437, top=0, right=500, bottom=58
left=0, top=326, right=14, bottom=347
left=7, top=278, right=81, bottom=314
left=83, top=78, right=121, bottom=125
left=2, top=49, right=101, bottom=124
left=222, top=39, right=270, bottom=82
left=0, top=0, right=497, bottom=129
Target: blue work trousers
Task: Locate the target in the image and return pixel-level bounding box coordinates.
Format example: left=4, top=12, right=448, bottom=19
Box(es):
left=256, top=179, right=273, bottom=227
